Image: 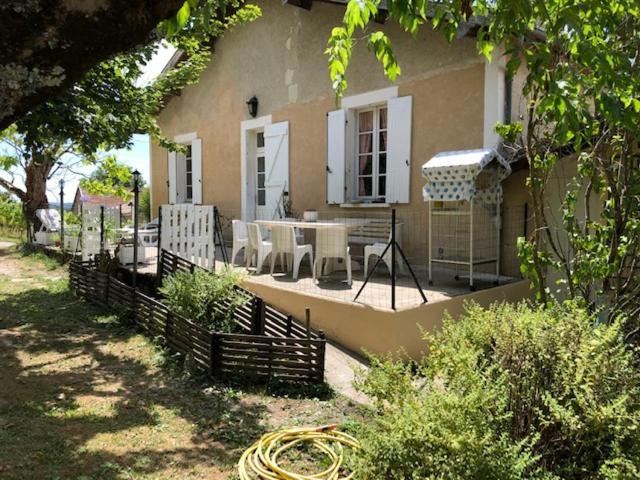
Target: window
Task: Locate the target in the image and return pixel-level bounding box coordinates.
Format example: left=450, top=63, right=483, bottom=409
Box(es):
left=256, top=133, right=266, bottom=206
left=184, top=144, right=193, bottom=202
left=327, top=91, right=411, bottom=205
left=355, top=105, right=387, bottom=200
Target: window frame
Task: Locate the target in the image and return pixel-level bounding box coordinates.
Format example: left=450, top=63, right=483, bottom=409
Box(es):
left=256, top=132, right=266, bottom=207
left=184, top=144, right=193, bottom=203
left=353, top=104, right=387, bottom=202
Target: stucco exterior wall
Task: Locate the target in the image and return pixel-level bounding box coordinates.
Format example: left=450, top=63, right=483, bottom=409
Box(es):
left=150, top=0, right=528, bottom=272
left=245, top=277, right=533, bottom=359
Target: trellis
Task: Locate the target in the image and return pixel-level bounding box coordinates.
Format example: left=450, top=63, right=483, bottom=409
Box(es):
left=81, top=204, right=121, bottom=261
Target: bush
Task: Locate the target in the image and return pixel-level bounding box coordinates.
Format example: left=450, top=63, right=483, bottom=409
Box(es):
left=159, top=268, right=247, bottom=333
left=353, top=302, right=640, bottom=479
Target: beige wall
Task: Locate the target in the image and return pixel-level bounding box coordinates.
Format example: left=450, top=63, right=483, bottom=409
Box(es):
left=245, top=277, right=533, bottom=359
left=151, top=0, right=528, bottom=271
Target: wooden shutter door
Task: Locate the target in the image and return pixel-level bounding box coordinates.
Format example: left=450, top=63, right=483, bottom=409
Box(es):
left=327, top=109, right=346, bottom=204
left=386, top=96, right=412, bottom=203
left=264, top=121, right=289, bottom=219
left=191, top=138, right=203, bottom=204
left=168, top=151, right=177, bottom=204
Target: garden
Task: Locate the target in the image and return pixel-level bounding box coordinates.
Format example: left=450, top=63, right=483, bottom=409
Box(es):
left=3, top=244, right=639, bottom=479
left=2, top=0, right=640, bottom=478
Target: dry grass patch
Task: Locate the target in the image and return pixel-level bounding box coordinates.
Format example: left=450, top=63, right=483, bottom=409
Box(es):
left=0, top=249, right=364, bottom=479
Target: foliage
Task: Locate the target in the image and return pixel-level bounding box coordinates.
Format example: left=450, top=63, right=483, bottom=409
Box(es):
left=63, top=211, right=81, bottom=226
left=79, top=155, right=134, bottom=202
left=328, top=1, right=640, bottom=328
left=353, top=302, right=640, bottom=479
left=139, top=187, right=152, bottom=225
left=0, top=194, right=24, bottom=235
left=0, top=1, right=261, bottom=235
left=159, top=268, right=246, bottom=333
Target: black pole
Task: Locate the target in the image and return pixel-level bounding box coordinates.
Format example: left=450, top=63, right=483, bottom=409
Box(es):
left=132, top=170, right=140, bottom=287
left=59, top=180, right=64, bottom=254
left=99, top=206, right=105, bottom=255
left=353, top=240, right=393, bottom=303
left=391, top=209, right=396, bottom=310
left=156, top=205, right=163, bottom=285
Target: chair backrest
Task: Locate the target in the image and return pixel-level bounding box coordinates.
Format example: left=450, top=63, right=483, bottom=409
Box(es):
left=35, top=209, right=61, bottom=231
left=246, top=223, right=263, bottom=249
left=271, top=225, right=296, bottom=254
left=232, top=219, right=248, bottom=241
left=316, top=226, right=348, bottom=258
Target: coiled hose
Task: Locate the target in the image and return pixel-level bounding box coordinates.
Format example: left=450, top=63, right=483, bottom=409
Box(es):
left=238, top=424, right=360, bottom=480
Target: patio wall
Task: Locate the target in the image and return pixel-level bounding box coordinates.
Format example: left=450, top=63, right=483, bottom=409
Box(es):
left=244, top=278, right=533, bottom=360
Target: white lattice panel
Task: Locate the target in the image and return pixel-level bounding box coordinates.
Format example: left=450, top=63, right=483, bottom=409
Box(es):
left=160, top=204, right=215, bottom=270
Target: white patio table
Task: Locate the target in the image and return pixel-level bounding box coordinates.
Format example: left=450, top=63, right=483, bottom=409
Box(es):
left=255, top=219, right=367, bottom=231
left=255, top=219, right=368, bottom=275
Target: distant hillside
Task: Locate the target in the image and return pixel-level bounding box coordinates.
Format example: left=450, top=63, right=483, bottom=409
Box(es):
left=48, top=202, right=74, bottom=211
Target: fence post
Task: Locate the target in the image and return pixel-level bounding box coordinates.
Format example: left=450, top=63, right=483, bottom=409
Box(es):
left=132, top=170, right=140, bottom=288
left=209, top=333, right=218, bottom=377
left=165, top=311, right=172, bottom=345
left=99, top=205, right=105, bottom=255
left=317, top=330, right=326, bottom=383
left=105, top=273, right=110, bottom=307
left=391, top=208, right=396, bottom=311
left=131, top=287, right=137, bottom=323
left=305, top=308, right=311, bottom=339
left=286, top=315, right=293, bottom=337
left=156, top=206, right=163, bottom=286
left=252, top=297, right=265, bottom=335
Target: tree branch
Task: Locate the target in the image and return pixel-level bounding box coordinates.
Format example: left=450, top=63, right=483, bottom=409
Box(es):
left=0, top=0, right=187, bottom=130
left=0, top=176, right=26, bottom=200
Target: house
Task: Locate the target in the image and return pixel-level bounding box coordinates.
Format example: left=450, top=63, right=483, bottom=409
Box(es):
left=149, top=0, right=533, bottom=357
left=71, top=187, right=131, bottom=219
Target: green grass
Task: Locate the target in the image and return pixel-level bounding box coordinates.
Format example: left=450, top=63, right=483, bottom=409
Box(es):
left=0, top=249, right=365, bottom=479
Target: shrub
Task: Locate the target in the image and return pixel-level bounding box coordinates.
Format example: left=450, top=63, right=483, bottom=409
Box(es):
left=159, top=268, right=247, bottom=333
left=353, top=302, right=640, bottom=479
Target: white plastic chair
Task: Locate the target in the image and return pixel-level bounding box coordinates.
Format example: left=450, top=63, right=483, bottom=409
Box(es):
left=282, top=217, right=304, bottom=243
left=35, top=209, right=61, bottom=232
left=270, top=225, right=313, bottom=280
left=364, top=228, right=405, bottom=276
left=313, top=227, right=352, bottom=286
left=34, top=209, right=61, bottom=245
left=231, top=219, right=249, bottom=265
left=246, top=223, right=272, bottom=274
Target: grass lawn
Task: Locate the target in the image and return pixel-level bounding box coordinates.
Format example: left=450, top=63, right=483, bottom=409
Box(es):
left=0, top=245, right=365, bottom=479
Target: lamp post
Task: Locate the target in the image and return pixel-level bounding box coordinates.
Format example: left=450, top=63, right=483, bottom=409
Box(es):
left=132, top=170, right=140, bottom=287
left=59, top=179, right=65, bottom=253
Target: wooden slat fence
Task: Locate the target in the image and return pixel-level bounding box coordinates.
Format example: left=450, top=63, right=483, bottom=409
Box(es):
left=157, top=249, right=323, bottom=341
left=69, top=259, right=325, bottom=383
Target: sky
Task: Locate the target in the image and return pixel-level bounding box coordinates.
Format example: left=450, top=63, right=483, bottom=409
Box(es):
left=1, top=42, right=177, bottom=204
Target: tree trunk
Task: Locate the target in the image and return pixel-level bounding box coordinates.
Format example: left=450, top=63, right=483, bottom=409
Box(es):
left=23, top=158, right=54, bottom=241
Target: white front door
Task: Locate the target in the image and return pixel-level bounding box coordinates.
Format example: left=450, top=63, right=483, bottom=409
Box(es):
left=263, top=121, right=289, bottom=220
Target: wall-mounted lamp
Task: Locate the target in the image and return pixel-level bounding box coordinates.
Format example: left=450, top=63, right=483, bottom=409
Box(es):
left=246, top=96, right=259, bottom=118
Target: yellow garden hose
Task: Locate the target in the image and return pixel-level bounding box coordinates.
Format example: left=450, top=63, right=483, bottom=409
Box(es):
left=238, top=424, right=360, bottom=480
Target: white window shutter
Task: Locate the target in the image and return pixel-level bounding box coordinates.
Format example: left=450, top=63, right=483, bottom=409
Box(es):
left=264, top=121, right=289, bottom=219
left=168, top=151, right=177, bottom=204
left=386, top=96, right=412, bottom=203
left=327, top=109, right=346, bottom=204
left=191, top=138, right=203, bottom=204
